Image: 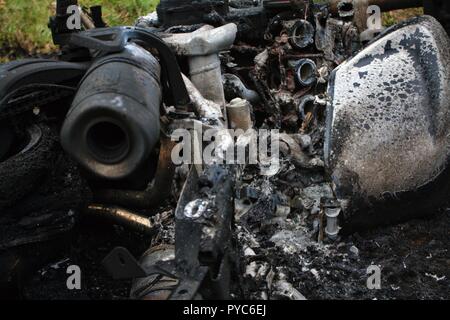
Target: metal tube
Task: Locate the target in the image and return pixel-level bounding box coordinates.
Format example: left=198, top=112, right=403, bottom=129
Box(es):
left=223, top=74, right=260, bottom=104
left=295, top=59, right=317, bottom=87
left=325, top=207, right=341, bottom=240
left=298, top=95, right=316, bottom=119
left=79, top=7, right=96, bottom=30
left=189, top=54, right=226, bottom=107
left=226, top=98, right=253, bottom=131
left=85, top=204, right=163, bottom=234
left=288, top=20, right=315, bottom=49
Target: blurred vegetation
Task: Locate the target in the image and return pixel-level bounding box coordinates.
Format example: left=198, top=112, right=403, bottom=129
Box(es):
left=383, top=7, right=424, bottom=26
left=0, top=0, right=159, bottom=61
left=0, top=0, right=423, bottom=62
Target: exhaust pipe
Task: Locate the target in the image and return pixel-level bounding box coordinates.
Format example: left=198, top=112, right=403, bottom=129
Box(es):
left=61, top=43, right=162, bottom=180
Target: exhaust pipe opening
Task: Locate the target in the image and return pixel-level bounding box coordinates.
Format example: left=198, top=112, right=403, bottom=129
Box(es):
left=338, top=1, right=354, bottom=17
left=86, top=120, right=130, bottom=164
left=295, top=59, right=317, bottom=87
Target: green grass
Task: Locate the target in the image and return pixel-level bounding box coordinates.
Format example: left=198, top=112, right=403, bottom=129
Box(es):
left=383, top=8, right=424, bottom=27
left=79, top=0, right=159, bottom=26
left=0, top=0, right=159, bottom=60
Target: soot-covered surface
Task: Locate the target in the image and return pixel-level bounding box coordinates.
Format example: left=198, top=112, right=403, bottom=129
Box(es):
left=239, top=209, right=449, bottom=300
left=19, top=208, right=448, bottom=300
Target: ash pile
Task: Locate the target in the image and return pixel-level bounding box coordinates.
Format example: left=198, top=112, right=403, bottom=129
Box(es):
left=138, top=0, right=450, bottom=300
left=0, top=0, right=449, bottom=299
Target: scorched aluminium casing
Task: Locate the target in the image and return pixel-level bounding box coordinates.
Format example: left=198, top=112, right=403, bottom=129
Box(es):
left=325, top=16, right=450, bottom=230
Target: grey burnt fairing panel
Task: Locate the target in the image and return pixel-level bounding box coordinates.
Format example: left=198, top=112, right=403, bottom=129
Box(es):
left=325, top=16, right=450, bottom=230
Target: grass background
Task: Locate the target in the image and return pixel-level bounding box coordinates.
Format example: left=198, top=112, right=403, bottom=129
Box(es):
left=0, top=0, right=422, bottom=61
left=0, top=0, right=159, bottom=60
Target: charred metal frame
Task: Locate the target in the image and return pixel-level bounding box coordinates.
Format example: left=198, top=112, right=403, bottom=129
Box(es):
left=102, top=165, right=236, bottom=300
left=2, top=0, right=450, bottom=300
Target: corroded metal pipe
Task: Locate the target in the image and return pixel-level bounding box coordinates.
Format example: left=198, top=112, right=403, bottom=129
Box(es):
left=86, top=204, right=153, bottom=232
left=85, top=204, right=169, bottom=234
left=226, top=98, right=253, bottom=131
left=329, top=0, right=423, bottom=14
left=79, top=7, right=95, bottom=29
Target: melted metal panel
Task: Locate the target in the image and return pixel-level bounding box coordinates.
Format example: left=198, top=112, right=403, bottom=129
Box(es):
left=325, top=16, right=450, bottom=229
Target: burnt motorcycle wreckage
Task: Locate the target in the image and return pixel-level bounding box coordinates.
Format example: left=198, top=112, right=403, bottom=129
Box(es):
left=0, top=0, right=449, bottom=299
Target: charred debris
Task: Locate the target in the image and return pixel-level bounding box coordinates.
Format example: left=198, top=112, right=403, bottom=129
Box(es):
left=0, top=0, right=449, bottom=299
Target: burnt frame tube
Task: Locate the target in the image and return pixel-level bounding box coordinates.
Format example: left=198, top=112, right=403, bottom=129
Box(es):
left=84, top=204, right=169, bottom=235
